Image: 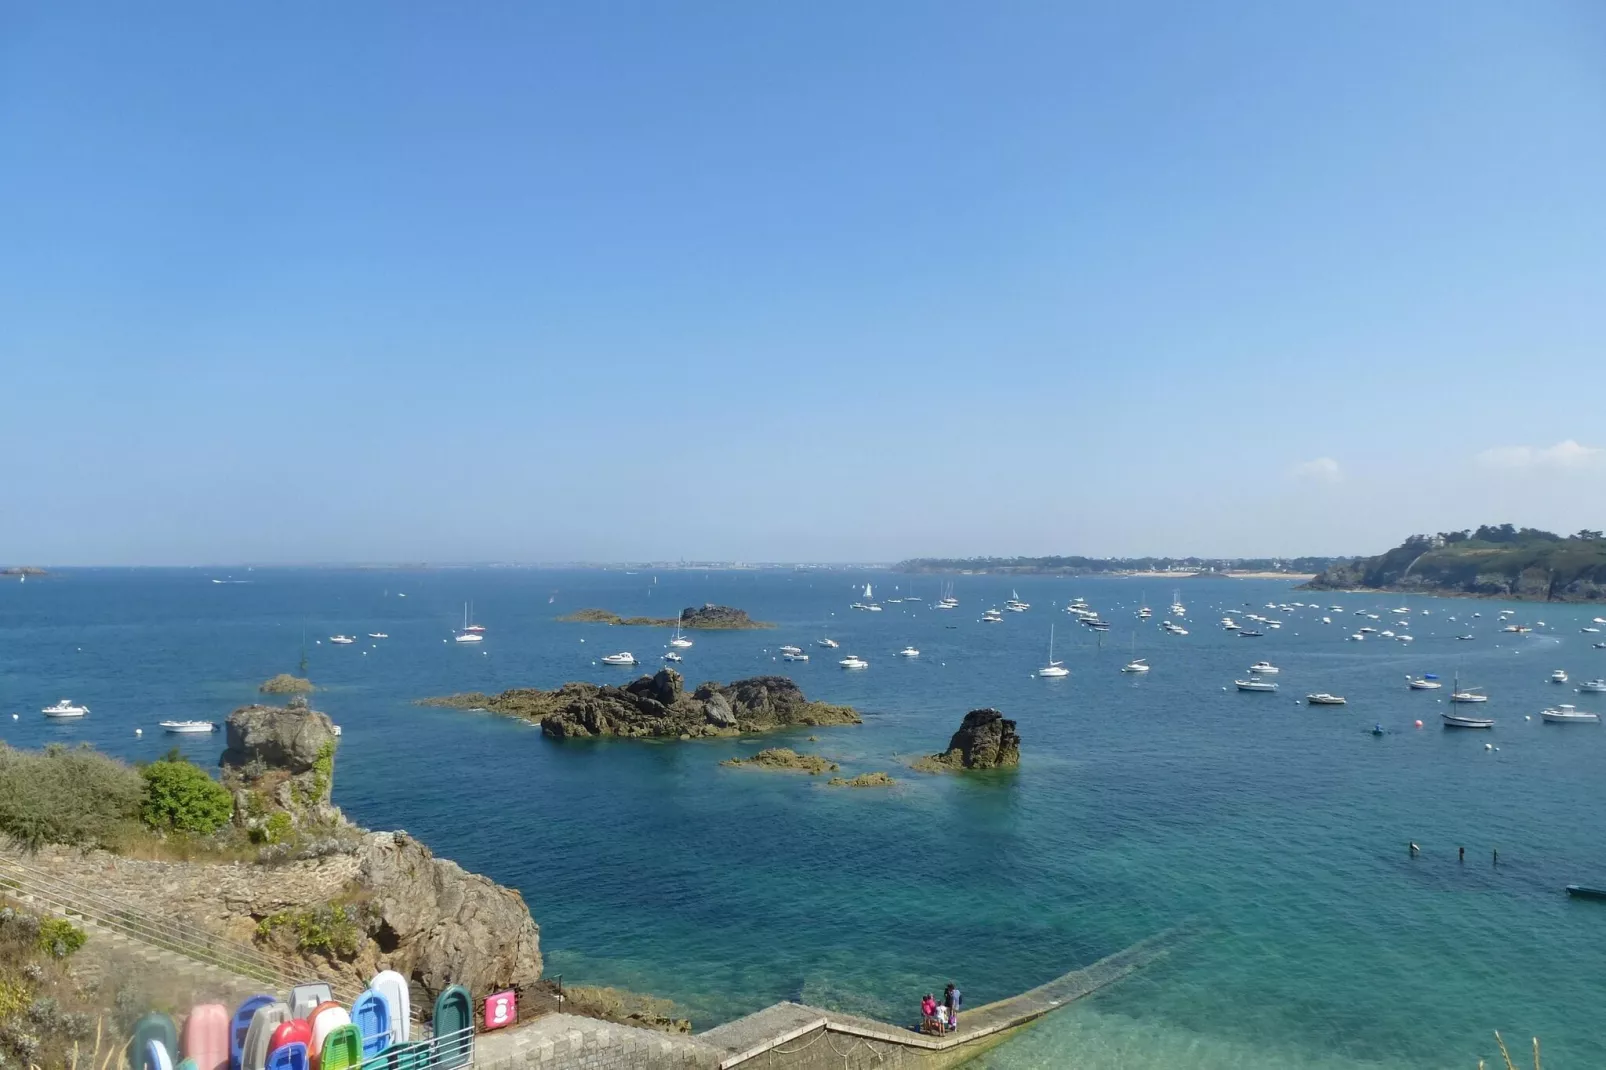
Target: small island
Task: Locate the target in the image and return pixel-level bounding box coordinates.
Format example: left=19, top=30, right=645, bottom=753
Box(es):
left=421, top=669, right=859, bottom=739
left=912, top=709, right=1021, bottom=772
left=556, top=604, right=773, bottom=629
left=1302, top=525, right=1606, bottom=602
left=721, top=748, right=838, bottom=775
left=828, top=771, right=896, bottom=788
left=1, top=566, right=47, bottom=577
left=258, top=673, right=316, bottom=694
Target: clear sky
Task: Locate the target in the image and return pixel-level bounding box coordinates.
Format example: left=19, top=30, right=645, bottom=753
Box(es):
left=3, top=2, right=1604, bottom=565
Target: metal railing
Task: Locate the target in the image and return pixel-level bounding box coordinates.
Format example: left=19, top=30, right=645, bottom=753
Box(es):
left=0, top=853, right=363, bottom=1004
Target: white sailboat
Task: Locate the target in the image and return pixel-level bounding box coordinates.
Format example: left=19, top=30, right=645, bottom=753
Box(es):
left=1005, top=590, right=1029, bottom=612
left=454, top=603, right=484, bottom=643
left=670, top=611, right=694, bottom=648
left=1037, top=624, right=1069, bottom=678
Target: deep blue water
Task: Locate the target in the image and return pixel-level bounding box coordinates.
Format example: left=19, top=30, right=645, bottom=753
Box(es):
left=3, top=568, right=1605, bottom=1069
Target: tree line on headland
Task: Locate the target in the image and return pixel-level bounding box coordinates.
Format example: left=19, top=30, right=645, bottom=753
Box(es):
left=1303, top=525, right=1606, bottom=602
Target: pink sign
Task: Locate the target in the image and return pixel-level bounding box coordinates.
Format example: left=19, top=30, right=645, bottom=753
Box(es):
left=484, top=990, right=517, bottom=1031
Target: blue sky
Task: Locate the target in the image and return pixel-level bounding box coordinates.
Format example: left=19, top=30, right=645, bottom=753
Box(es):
left=3, top=2, right=1604, bottom=564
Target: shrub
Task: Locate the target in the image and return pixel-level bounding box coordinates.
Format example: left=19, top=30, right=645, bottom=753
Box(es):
left=35, top=920, right=84, bottom=960
left=139, top=758, right=233, bottom=835
left=0, top=744, right=145, bottom=851
left=255, top=903, right=363, bottom=958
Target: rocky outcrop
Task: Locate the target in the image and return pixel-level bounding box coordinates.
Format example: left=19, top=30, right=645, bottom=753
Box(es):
left=720, top=748, right=838, bottom=775
left=423, top=670, right=860, bottom=740
left=914, top=709, right=1021, bottom=771
left=555, top=604, right=773, bottom=628
left=219, top=698, right=341, bottom=830
left=354, top=830, right=542, bottom=998
left=827, top=771, right=896, bottom=787
left=259, top=674, right=316, bottom=694
left=1302, top=529, right=1606, bottom=602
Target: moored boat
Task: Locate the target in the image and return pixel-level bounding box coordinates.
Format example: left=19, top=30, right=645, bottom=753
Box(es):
left=1236, top=679, right=1279, bottom=692
left=159, top=720, right=216, bottom=734
left=839, top=655, right=869, bottom=670
left=601, top=652, right=637, bottom=666
left=1407, top=675, right=1442, bottom=690
left=1541, top=705, right=1600, bottom=724
left=42, top=699, right=89, bottom=718
left=1441, top=711, right=1495, bottom=728
left=1306, top=693, right=1346, bottom=706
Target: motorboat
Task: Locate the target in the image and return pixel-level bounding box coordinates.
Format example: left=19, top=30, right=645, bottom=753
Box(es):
left=1583, top=627, right=1601, bottom=634
left=1236, top=679, right=1279, bottom=692
left=1550, top=669, right=1569, bottom=684
left=601, top=652, right=637, bottom=666
left=982, top=609, right=1004, bottom=623
left=42, top=699, right=89, bottom=718
left=839, top=655, right=869, bottom=670
left=160, top=720, right=216, bottom=734
left=330, top=635, right=356, bottom=645
left=779, top=645, right=803, bottom=655
left=1457, top=634, right=1475, bottom=641
left=1138, top=606, right=1152, bottom=619
left=1037, top=624, right=1069, bottom=678
left=898, top=646, right=920, bottom=658
left=1358, top=626, right=1377, bottom=635
left=1237, top=630, right=1264, bottom=638
left=1306, top=693, right=1347, bottom=706
left=1247, top=661, right=1279, bottom=675
left=817, top=637, right=840, bottom=649
left=1005, top=591, right=1029, bottom=612
left=1084, top=618, right=1112, bottom=631
left=1121, top=658, right=1150, bottom=674
left=454, top=631, right=483, bottom=643
left=782, top=651, right=809, bottom=662
left=865, top=603, right=883, bottom=612
left=1578, top=679, right=1606, bottom=694
left=1407, top=675, right=1442, bottom=690
left=1441, top=712, right=1495, bottom=729
left=1541, top=705, right=1600, bottom=724
left=1222, top=618, right=1240, bottom=630
left=1349, top=633, right=1365, bottom=641
left=662, top=651, right=683, bottom=662
left=367, top=632, right=389, bottom=639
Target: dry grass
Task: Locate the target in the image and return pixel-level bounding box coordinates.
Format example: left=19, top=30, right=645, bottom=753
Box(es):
left=562, top=985, right=690, bottom=1034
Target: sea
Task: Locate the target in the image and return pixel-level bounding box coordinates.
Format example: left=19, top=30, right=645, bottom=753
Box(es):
left=3, top=567, right=1604, bottom=1069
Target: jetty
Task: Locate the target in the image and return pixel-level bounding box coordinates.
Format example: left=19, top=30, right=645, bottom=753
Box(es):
left=475, top=925, right=1196, bottom=1068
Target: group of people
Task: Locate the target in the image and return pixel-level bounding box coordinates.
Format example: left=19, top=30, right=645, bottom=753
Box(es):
left=919, top=982, right=963, bottom=1034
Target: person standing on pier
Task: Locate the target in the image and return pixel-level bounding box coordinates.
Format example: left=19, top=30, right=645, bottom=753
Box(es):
left=944, top=982, right=962, bottom=1032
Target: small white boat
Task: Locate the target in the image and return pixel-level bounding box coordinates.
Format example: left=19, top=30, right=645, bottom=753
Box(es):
left=839, top=655, right=869, bottom=670
left=865, top=604, right=883, bottom=612
left=1449, top=676, right=1489, bottom=703
left=601, top=652, right=638, bottom=666
left=1222, top=618, right=1240, bottom=630
left=1457, top=634, right=1476, bottom=641
left=669, top=611, right=694, bottom=648
left=1550, top=669, right=1569, bottom=684
left=782, top=651, right=809, bottom=662
left=454, top=631, right=484, bottom=643
left=1578, top=679, right=1606, bottom=694
left=1541, top=704, right=1599, bottom=724
left=42, top=699, right=89, bottom=718
left=779, top=645, right=803, bottom=655
left=1037, top=624, right=1069, bottom=678
left=1441, top=711, right=1495, bottom=729
left=1121, top=658, right=1150, bottom=674
left=159, top=720, right=216, bottom=734
left=330, top=635, right=356, bottom=645
left=1005, top=591, right=1029, bottom=612
left=1583, top=627, right=1601, bottom=634
left=661, top=651, right=683, bottom=662
left=1407, top=676, right=1442, bottom=690
left=367, top=632, right=389, bottom=639
left=1236, top=679, right=1279, bottom=692
left=1306, top=693, right=1346, bottom=706
left=1139, top=606, right=1153, bottom=619
left=898, top=646, right=920, bottom=658
left=982, top=609, right=1003, bottom=623
left=1247, top=661, right=1279, bottom=675
left=817, top=637, right=840, bottom=649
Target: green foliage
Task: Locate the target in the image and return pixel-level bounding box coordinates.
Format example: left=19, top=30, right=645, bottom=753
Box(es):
left=294, top=741, right=336, bottom=806
left=258, top=811, right=293, bottom=845
left=255, top=903, right=362, bottom=958
left=1309, top=526, right=1606, bottom=599
left=34, top=919, right=84, bottom=960
left=0, top=743, right=145, bottom=851
left=139, top=759, right=233, bottom=835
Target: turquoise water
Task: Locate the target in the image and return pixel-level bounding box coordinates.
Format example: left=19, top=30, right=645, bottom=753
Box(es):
left=3, top=569, right=1603, bottom=1068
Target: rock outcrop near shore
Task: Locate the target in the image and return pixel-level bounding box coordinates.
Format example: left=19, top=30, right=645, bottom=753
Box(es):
left=915, top=709, right=1021, bottom=771
left=423, top=669, right=860, bottom=739
left=220, top=699, right=342, bottom=830
left=557, top=603, right=773, bottom=628
left=259, top=673, right=316, bottom=693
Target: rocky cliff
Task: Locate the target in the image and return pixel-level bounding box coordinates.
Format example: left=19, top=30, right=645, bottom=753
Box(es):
left=220, top=698, right=342, bottom=831
left=915, top=709, right=1021, bottom=771
left=423, top=669, right=861, bottom=739
left=1303, top=529, right=1606, bottom=602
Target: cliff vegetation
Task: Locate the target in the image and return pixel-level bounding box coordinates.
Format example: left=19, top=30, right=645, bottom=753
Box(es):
left=259, top=673, right=316, bottom=694
left=1302, top=526, right=1606, bottom=602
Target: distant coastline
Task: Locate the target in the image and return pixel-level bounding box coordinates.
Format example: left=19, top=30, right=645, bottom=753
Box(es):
left=898, top=555, right=1334, bottom=578
left=1302, top=525, right=1606, bottom=603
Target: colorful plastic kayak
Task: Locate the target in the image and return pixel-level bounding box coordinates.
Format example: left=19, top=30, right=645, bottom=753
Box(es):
left=369, top=971, right=410, bottom=1044
left=263, top=1042, right=308, bottom=1070
left=432, top=985, right=473, bottom=1069
left=130, top=1012, right=178, bottom=1070
left=183, top=1002, right=230, bottom=1070
left=350, top=989, right=393, bottom=1057
left=318, top=1024, right=363, bottom=1070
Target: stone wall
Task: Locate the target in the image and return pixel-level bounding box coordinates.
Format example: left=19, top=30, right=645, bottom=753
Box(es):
left=473, top=1014, right=719, bottom=1070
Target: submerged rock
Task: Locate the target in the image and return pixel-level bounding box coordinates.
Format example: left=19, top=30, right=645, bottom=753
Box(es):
left=827, top=771, right=896, bottom=788
left=422, top=671, right=860, bottom=740
left=556, top=604, right=773, bottom=629
left=914, top=709, right=1021, bottom=771
left=720, top=748, right=838, bottom=775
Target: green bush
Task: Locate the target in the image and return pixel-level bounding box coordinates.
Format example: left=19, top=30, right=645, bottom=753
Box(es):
left=0, top=744, right=145, bottom=851
left=35, top=918, right=85, bottom=959
left=255, top=904, right=362, bottom=958
left=139, top=759, right=233, bottom=835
